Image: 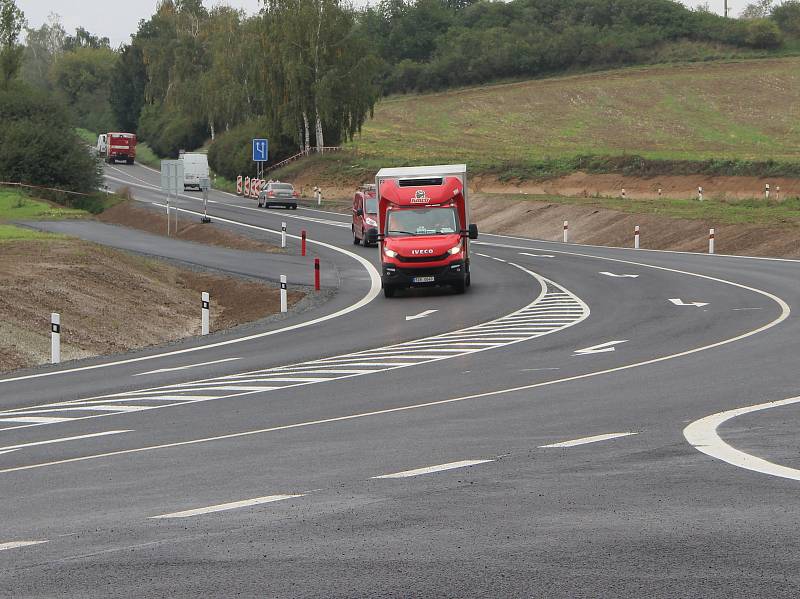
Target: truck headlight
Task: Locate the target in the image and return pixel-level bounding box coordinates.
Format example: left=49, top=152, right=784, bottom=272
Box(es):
left=384, top=248, right=398, bottom=258
left=448, top=245, right=462, bottom=255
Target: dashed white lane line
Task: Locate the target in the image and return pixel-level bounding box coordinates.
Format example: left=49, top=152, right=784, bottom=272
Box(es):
left=540, top=432, right=638, bottom=448
left=372, top=459, right=494, bottom=479
left=0, top=540, right=48, bottom=551
left=150, top=494, right=304, bottom=519
left=133, top=358, right=242, bottom=376
left=684, top=395, right=800, bottom=482
left=0, top=430, right=132, bottom=453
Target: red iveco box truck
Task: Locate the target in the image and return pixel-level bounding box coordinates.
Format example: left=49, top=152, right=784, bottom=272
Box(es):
left=374, top=164, right=478, bottom=298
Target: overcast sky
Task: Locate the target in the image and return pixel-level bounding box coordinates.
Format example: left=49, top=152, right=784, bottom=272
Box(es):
left=16, top=0, right=751, bottom=47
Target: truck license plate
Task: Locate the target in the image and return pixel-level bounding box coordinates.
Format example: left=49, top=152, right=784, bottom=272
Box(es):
left=413, top=276, right=435, bottom=283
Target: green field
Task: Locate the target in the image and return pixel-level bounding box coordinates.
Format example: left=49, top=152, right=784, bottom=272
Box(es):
left=348, top=58, right=800, bottom=175
left=0, top=189, right=87, bottom=220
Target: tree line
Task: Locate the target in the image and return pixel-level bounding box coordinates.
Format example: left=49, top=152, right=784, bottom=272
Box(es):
left=3, top=0, right=800, bottom=188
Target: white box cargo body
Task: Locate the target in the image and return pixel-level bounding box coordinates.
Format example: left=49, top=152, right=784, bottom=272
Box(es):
left=181, top=153, right=210, bottom=190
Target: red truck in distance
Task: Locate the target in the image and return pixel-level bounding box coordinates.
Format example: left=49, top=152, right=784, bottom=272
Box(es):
left=96, top=132, right=137, bottom=164
left=374, top=165, right=478, bottom=298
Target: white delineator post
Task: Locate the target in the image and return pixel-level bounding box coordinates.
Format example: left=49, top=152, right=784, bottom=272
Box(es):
left=634, top=225, right=640, bottom=249
left=621, top=188, right=626, bottom=200
left=280, top=275, right=288, bottom=313
left=563, top=220, right=569, bottom=243
left=709, top=228, right=715, bottom=254
left=765, top=183, right=770, bottom=200
left=776, top=186, right=781, bottom=201
left=281, top=222, right=287, bottom=248
left=698, top=186, right=703, bottom=202
left=201, top=292, right=210, bottom=336
left=658, top=188, right=662, bottom=198
left=50, top=312, right=61, bottom=364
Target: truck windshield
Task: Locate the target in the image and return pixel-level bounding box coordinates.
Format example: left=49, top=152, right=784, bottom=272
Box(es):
left=386, top=207, right=458, bottom=236
left=365, top=198, right=378, bottom=213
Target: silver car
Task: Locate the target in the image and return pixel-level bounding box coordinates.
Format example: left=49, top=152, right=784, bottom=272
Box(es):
left=258, top=182, right=298, bottom=209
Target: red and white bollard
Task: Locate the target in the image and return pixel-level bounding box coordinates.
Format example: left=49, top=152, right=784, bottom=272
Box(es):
left=301, top=230, right=306, bottom=256
left=244, top=177, right=250, bottom=197
left=236, top=176, right=242, bottom=195
left=709, top=228, right=715, bottom=254
left=634, top=225, right=640, bottom=249
left=563, top=220, right=569, bottom=243
left=314, top=258, right=320, bottom=291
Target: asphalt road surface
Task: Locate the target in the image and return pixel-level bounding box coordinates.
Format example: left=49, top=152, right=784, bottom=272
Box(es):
left=1, top=161, right=800, bottom=597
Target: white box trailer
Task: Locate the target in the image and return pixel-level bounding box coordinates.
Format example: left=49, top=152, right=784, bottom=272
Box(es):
left=181, top=153, right=210, bottom=191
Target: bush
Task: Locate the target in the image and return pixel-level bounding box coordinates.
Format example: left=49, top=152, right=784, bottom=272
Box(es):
left=208, top=119, right=297, bottom=181
left=745, top=19, right=783, bottom=49
left=0, top=82, right=101, bottom=193
left=138, top=103, right=207, bottom=158
left=772, top=1, right=800, bottom=36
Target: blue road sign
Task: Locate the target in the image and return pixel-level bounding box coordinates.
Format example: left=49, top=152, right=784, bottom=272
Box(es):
left=252, top=139, right=268, bottom=162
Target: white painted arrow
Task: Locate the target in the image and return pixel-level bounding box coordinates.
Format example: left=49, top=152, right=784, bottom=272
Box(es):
left=669, top=298, right=708, bottom=307
left=599, top=272, right=639, bottom=278
left=405, top=309, right=438, bottom=321
left=519, top=252, right=554, bottom=258
left=574, top=340, right=628, bottom=355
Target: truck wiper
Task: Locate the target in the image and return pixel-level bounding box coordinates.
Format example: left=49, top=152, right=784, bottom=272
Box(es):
left=388, top=230, right=417, bottom=235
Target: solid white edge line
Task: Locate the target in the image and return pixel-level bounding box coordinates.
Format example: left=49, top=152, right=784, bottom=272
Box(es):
left=0, top=244, right=786, bottom=474
left=150, top=494, right=304, bottom=518
left=372, top=459, right=494, bottom=479
left=0, top=200, right=381, bottom=385
left=0, top=430, right=133, bottom=452
left=683, top=395, right=800, bottom=481
left=0, top=540, right=48, bottom=551
left=540, top=432, right=638, bottom=448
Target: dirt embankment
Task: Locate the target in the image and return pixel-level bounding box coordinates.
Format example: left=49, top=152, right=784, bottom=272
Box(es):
left=98, top=201, right=281, bottom=252
left=471, top=195, right=800, bottom=258
left=472, top=172, right=800, bottom=201
left=0, top=239, right=303, bottom=372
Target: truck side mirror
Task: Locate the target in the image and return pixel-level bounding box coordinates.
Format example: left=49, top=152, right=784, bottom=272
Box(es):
left=356, top=208, right=364, bottom=216
left=468, top=224, right=479, bottom=240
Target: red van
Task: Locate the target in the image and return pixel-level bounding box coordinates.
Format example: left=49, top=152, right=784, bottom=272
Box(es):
left=352, top=184, right=378, bottom=247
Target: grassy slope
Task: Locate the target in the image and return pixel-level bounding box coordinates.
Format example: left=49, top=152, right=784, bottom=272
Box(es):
left=0, top=188, right=87, bottom=240
left=350, top=58, right=800, bottom=170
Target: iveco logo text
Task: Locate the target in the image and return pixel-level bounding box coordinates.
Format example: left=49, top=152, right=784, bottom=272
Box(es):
left=411, top=190, right=428, bottom=203
left=411, top=249, right=435, bottom=255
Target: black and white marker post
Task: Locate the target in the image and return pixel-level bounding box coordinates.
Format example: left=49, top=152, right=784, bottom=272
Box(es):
left=281, top=222, right=287, bottom=248
left=280, top=275, right=288, bottom=313
left=200, top=177, right=211, bottom=223
left=201, top=292, right=210, bottom=336
left=50, top=312, right=60, bottom=364
left=563, top=220, right=569, bottom=243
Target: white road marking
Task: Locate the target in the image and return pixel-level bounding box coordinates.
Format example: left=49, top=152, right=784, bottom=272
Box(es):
left=519, top=252, right=554, bottom=258
left=0, top=416, right=74, bottom=424
left=684, top=395, right=800, bottom=481
left=0, top=199, right=382, bottom=385
left=150, top=494, right=304, bottom=518
left=669, top=298, right=709, bottom=307
left=0, top=449, right=17, bottom=455
left=732, top=307, right=762, bottom=311
left=599, top=271, right=639, bottom=278
left=1, top=250, right=789, bottom=474
left=133, top=358, right=241, bottom=376
left=0, top=540, right=48, bottom=551
left=574, top=340, right=628, bottom=355
left=405, top=309, right=438, bottom=321
left=521, top=367, right=560, bottom=372
left=540, top=432, right=638, bottom=448
left=372, top=459, right=494, bottom=479
left=0, top=430, right=132, bottom=452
